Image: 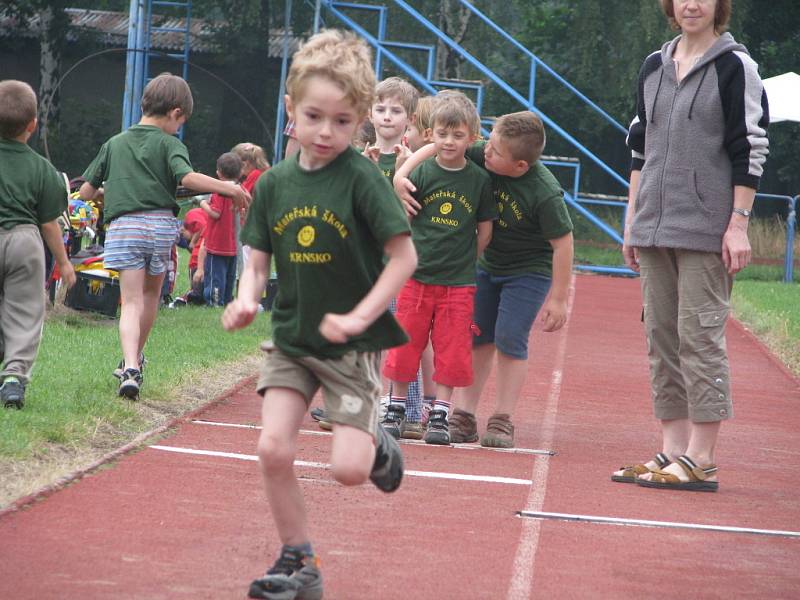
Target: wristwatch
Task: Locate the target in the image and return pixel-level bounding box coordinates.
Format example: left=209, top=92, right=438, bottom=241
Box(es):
left=732, top=207, right=752, bottom=218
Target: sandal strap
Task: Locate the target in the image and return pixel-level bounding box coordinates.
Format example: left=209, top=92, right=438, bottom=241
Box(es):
left=654, top=452, right=670, bottom=469
left=486, top=413, right=513, bottom=435
left=675, top=455, right=717, bottom=481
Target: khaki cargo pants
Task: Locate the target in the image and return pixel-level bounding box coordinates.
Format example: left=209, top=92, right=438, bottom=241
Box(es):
left=638, top=247, right=734, bottom=423
left=0, top=225, right=47, bottom=383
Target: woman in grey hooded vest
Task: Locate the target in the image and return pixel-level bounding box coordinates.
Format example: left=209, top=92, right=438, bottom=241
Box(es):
left=613, top=0, right=769, bottom=492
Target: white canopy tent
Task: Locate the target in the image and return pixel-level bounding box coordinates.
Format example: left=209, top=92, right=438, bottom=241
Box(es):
left=762, top=72, right=800, bottom=123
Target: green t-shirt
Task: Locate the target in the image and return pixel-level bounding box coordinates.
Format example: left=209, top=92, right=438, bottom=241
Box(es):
left=408, top=157, right=496, bottom=285
left=83, top=124, right=194, bottom=221
left=0, top=139, right=66, bottom=229
left=241, top=147, right=411, bottom=359
left=377, top=153, right=397, bottom=182
left=467, top=141, right=573, bottom=277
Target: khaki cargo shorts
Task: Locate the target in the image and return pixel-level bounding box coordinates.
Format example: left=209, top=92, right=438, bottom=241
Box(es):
left=256, top=342, right=381, bottom=436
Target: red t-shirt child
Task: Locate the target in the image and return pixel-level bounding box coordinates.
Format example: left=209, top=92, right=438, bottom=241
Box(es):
left=182, top=207, right=207, bottom=270
left=203, top=193, right=236, bottom=256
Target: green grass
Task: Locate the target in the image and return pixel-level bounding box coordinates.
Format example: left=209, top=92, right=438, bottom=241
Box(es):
left=0, top=249, right=270, bottom=461
left=732, top=281, right=800, bottom=375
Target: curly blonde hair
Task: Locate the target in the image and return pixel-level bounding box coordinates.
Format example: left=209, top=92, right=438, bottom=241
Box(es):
left=286, top=30, right=375, bottom=118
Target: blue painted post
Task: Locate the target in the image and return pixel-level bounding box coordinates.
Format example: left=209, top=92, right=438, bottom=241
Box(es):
left=122, top=0, right=145, bottom=130
left=273, top=0, right=293, bottom=163
left=786, top=196, right=797, bottom=283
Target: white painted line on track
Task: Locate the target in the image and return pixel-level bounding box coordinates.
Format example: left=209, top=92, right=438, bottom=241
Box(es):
left=149, top=444, right=533, bottom=486
left=507, top=277, right=575, bottom=600
left=518, top=510, right=800, bottom=539
left=191, top=419, right=555, bottom=455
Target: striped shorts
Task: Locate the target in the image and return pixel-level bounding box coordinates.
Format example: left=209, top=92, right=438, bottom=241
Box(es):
left=104, top=210, right=179, bottom=275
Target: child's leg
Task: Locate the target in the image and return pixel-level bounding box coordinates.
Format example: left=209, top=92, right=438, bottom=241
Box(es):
left=0, top=226, right=45, bottom=383
left=329, top=424, right=375, bottom=485
left=457, top=343, right=495, bottom=414
left=223, top=255, right=237, bottom=305
left=118, top=268, right=165, bottom=370
left=257, top=386, right=311, bottom=546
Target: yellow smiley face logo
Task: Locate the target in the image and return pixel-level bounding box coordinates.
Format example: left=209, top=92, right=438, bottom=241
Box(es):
left=497, top=202, right=504, bottom=212
left=440, top=202, right=453, bottom=215
left=297, top=225, right=315, bottom=247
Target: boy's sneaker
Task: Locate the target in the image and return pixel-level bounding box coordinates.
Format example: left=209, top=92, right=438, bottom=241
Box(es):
left=380, top=404, right=405, bottom=439
left=449, top=408, right=479, bottom=443
left=248, top=548, right=323, bottom=600
left=400, top=419, right=424, bottom=440
left=118, top=368, right=142, bottom=399
left=1, top=378, right=25, bottom=409
left=481, top=413, right=515, bottom=448
left=370, top=422, right=404, bottom=493
left=423, top=409, right=450, bottom=445
left=310, top=407, right=332, bottom=431
left=113, top=353, right=146, bottom=379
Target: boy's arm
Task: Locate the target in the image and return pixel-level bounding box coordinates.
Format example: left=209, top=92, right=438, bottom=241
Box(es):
left=476, top=220, right=493, bottom=257
left=539, top=232, right=574, bottom=332
left=40, top=220, right=76, bottom=289
left=319, top=234, right=417, bottom=343
left=181, top=172, right=251, bottom=212
left=78, top=181, right=98, bottom=202
left=221, top=248, right=270, bottom=331
left=393, top=144, right=437, bottom=216
left=193, top=239, right=206, bottom=284
left=200, top=198, right=220, bottom=220
left=622, top=170, right=640, bottom=273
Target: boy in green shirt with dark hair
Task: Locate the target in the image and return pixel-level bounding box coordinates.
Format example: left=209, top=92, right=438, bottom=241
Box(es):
left=0, top=80, right=76, bottom=409
left=396, top=111, right=574, bottom=448
left=80, top=73, right=250, bottom=399
left=222, top=29, right=416, bottom=600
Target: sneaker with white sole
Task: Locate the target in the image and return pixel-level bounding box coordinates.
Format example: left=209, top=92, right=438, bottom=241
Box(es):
left=380, top=404, right=405, bottom=439
left=118, top=368, right=142, bottom=399
left=248, top=548, right=323, bottom=600
left=113, top=353, right=146, bottom=380
left=1, top=378, right=25, bottom=409
left=423, top=409, right=450, bottom=445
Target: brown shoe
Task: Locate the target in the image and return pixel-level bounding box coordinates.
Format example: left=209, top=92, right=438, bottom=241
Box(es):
left=481, top=413, right=514, bottom=448
left=449, top=409, right=478, bottom=443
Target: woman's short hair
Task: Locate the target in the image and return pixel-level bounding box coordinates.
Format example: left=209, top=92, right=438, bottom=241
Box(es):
left=660, top=0, right=731, bottom=34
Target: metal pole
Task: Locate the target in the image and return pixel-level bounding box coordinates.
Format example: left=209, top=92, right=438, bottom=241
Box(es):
left=273, top=0, right=293, bottom=163
left=122, top=0, right=144, bottom=130
left=785, top=196, right=797, bottom=283
left=313, top=0, right=322, bottom=34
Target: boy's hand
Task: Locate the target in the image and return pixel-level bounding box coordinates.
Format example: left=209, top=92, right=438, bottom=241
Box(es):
left=393, top=177, right=420, bottom=217
left=362, top=143, right=380, bottom=164
left=59, top=261, right=77, bottom=289
left=393, top=144, right=412, bottom=170
left=229, top=184, right=252, bottom=212
left=221, top=298, right=259, bottom=331
left=622, top=224, right=640, bottom=273
left=192, top=269, right=204, bottom=285
left=539, top=297, right=567, bottom=332
left=319, top=312, right=369, bottom=343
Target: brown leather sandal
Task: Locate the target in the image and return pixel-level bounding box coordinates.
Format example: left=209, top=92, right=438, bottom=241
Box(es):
left=481, top=413, right=514, bottom=448
left=635, top=454, right=718, bottom=492
left=611, top=452, right=671, bottom=484
left=449, top=409, right=478, bottom=443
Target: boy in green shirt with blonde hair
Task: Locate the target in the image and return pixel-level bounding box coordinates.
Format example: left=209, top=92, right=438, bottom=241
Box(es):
left=222, top=29, right=417, bottom=600
left=0, top=80, right=76, bottom=409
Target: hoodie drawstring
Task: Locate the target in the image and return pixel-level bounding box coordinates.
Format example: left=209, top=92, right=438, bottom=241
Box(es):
left=688, top=64, right=710, bottom=120
left=650, top=69, right=664, bottom=125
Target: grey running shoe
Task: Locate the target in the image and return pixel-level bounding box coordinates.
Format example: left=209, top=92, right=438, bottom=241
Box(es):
left=118, top=368, right=142, bottom=399
left=370, top=423, right=404, bottom=493
left=113, top=353, right=146, bottom=380
left=1, top=378, right=25, bottom=409
left=248, top=548, right=323, bottom=600
left=423, top=409, right=450, bottom=445
left=381, top=404, right=405, bottom=439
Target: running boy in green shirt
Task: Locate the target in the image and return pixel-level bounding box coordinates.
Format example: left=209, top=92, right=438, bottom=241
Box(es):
left=383, top=92, right=497, bottom=446
left=396, top=111, right=574, bottom=448
left=222, top=30, right=417, bottom=600
left=80, top=73, right=250, bottom=399
left=0, top=80, right=76, bottom=409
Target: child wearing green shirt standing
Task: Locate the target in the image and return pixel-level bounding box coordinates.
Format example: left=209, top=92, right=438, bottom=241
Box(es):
left=396, top=111, right=574, bottom=448
left=0, top=80, right=76, bottom=409
left=222, top=30, right=416, bottom=600
left=80, top=73, right=250, bottom=399
left=383, top=93, right=497, bottom=446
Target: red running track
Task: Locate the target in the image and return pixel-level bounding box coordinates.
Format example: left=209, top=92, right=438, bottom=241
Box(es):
left=1, top=274, right=799, bottom=599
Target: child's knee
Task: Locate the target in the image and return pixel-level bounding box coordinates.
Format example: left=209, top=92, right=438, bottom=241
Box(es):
left=257, top=434, right=295, bottom=475
left=331, top=459, right=371, bottom=486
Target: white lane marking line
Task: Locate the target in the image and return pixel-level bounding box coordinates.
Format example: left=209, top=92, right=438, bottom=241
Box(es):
left=190, top=420, right=554, bottom=455
left=149, top=445, right=533, bottom=486
left=507, top=276, right=575, bottom=600
left=518, top=511, right=800, bottom=539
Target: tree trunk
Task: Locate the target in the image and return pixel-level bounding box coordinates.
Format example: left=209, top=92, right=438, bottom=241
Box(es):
left=37, top=5, right=63, bottom=139
left=436, top=0, right=472, bottom=80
